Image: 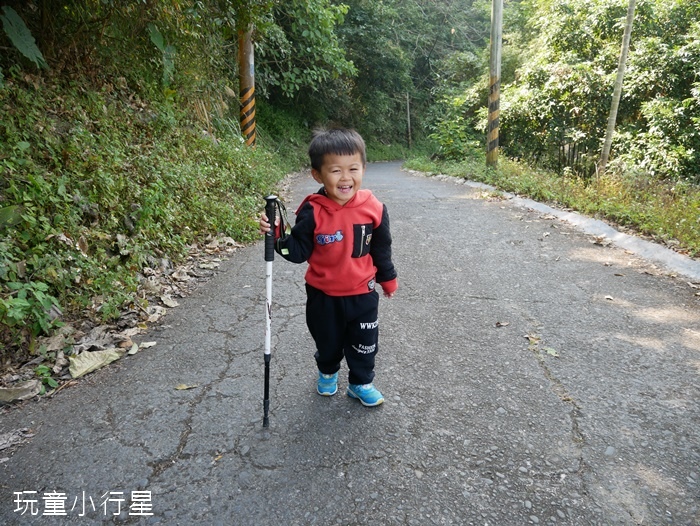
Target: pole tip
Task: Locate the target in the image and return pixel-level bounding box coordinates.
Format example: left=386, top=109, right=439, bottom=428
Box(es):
left=264, top=195, right=278, bottom=202
left=263, top=417, right=269, bottom=428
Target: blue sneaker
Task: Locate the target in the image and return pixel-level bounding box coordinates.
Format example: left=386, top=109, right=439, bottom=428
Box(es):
left=347, top=383, right=384, bottom=407
left=317, top=371, right=338, bottom=396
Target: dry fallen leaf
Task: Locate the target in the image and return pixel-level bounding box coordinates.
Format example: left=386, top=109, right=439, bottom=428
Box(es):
left=38, top=329, right=73, bottom=353
left=77, top=235, right=89, bottom=256
left=495, top=321, right=510, bottom=327
left=0, top=429, right=35, bottom=451
left=120, top=327, right=142, bottom=338
left=175, top=384, right=199, bottom=390
left=160, top=294, right=180, bottom=308
left=69, top=349, right=125, bottom=378
left=171, top=269, right=191, bottom=282
left=73, top=325, right=114, bottom=353
left=52, top=351, right=68, bottom=374
left=0, top=381, right=42, bottom=403
left=525, top=334, right=540, bottom=344
left=605, top=295, right=614, bottom=301
left=146, top=306, right=166, bottom=323
left=117, top=338, right=134, bottom=348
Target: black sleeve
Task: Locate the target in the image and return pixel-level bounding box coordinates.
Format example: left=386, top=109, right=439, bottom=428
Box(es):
left=275, top=202, right=315, bottom=263
left=370, top=204, right=397, bottom=283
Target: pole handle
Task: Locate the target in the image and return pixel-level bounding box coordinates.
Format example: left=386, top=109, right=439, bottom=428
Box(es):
left=264, top=195, right=277, bottom=262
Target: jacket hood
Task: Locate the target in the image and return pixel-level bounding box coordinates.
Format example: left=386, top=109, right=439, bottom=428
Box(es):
left=296, top=188, right=373, bottom=214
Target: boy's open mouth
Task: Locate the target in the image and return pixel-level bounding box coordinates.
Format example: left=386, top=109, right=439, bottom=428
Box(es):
left=338, top=185, right=353, bottom=192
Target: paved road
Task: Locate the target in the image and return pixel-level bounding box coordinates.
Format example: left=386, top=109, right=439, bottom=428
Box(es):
left=1, top=162, right=699, bottom=525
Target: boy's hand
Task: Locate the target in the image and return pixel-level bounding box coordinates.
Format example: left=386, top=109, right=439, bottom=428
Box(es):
left=259, top=214, right=280, bottom=236
left=379, top=278, right=398, bottom=299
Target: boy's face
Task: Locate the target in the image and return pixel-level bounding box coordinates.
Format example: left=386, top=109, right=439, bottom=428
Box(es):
left=311, top=152, right=365, bottom=206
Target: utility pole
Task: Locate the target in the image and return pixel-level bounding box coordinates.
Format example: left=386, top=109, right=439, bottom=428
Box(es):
left=238, top=23, right=256, bottom=146
left=406, top=93, right=412, bottom=149
left=487, top=0, right=503, bottom=167
left=599, top=0, right=636, bottom=173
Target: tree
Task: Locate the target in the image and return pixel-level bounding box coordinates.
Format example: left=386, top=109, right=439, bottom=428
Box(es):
left=255, top=0, right=356, bottom=99
left=430, top=0, right=700, bottom=181
left=330, top=0, right=491, bottom=143
left=599, top=0, right=635, bottom=173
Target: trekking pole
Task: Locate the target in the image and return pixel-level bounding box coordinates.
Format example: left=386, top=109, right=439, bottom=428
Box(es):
left=262, top=195, right=277, bottom=428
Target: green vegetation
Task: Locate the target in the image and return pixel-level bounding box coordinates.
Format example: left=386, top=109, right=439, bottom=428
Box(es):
left=1, top=0, right=699, bottom=374
left=0, top=74, right=293, bottom=363
left=429, top=0, right=700, bottom=184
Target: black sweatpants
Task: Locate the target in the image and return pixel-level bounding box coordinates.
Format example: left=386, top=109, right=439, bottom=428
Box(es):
left=305, top=284, right=380, bottom=385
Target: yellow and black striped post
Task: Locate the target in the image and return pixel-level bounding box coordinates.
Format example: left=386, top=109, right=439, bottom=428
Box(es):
left=487, top=77, right=499, bottom=166
left=238, top=25, right=256, bottom=147
left=240, top=85, right=256, bottom=147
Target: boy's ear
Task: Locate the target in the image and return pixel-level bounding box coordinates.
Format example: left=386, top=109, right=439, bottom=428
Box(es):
left=311, top=169, right=323, bottom=183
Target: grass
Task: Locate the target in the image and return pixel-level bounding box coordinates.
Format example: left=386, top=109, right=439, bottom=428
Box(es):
left=404, top=150, right=700, bottom=259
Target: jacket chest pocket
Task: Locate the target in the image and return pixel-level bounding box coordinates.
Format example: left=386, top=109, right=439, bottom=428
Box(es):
left=352, top=223, right=373, bottom=258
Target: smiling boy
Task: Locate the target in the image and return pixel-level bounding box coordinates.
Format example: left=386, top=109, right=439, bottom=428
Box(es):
left=260, top=128, right=398, bottom=406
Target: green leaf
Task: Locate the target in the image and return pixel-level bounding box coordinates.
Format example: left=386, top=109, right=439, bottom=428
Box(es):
left=6, top=281, right=23, bottom=291
left=162, top=44, right=176, bottom=86
left=0, top=6, right=48, bottom=70
left=35, top=364, right=51, bottom=376
left=543, top=347, right=560, bottom=358
left=147, top=23, right=165, bottom=52
left=0, top=205, right=22, bottom=230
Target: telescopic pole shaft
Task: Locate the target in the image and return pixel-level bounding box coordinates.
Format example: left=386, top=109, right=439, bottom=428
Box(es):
left=263, top=195, right=277, bottom=428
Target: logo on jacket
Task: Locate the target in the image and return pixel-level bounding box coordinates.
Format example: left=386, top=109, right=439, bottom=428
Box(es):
left=316, top=230, right=343, bottom=245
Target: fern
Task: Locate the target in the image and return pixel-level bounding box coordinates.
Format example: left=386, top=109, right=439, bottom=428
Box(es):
left=0, top=6, right=48, bottom=70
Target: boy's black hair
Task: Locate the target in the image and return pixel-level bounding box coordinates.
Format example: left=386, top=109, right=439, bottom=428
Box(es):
left=308, top=128, right=366, bottom=171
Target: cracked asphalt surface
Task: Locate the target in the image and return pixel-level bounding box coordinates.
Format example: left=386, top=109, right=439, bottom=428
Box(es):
left=1, top=162, right=699, bottom=525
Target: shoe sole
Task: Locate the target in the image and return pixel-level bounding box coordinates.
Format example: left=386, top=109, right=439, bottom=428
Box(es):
left=317, top=386, right=338, bottom=396
left=347, top=388, right=384, bottom=407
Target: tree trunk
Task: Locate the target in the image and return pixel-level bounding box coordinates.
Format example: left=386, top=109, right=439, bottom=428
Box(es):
left=599, top=0, right=636, bottom=173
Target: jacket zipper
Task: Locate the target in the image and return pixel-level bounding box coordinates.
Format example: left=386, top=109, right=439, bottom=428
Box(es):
left=359, top=225, right=366, bottom=256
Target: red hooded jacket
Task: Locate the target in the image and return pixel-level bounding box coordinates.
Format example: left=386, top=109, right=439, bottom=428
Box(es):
left=275, top=188, right=398, bottom=296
